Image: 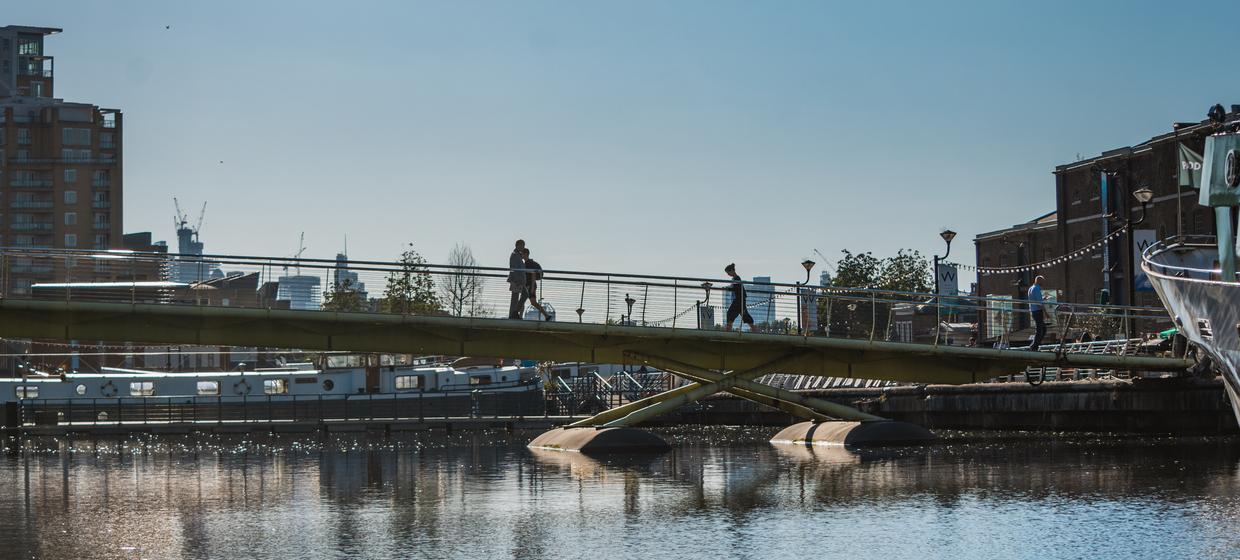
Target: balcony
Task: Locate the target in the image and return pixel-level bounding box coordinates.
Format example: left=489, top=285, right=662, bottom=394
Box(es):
left=91, top=181, right=111, bottom=189
left=10, top=223, right=53, bottom=232
left=9, top=157, right=116, bottom=166
left=91, top=201, right=111, bottom=209
left=10, top=243, right=51, bottom=250
left=10, top=201, right=53, bottom=209
left=93, top=223, right=111, bottom=231
left=10, top=265, right=53, bottom=274
left=10, top=180, right=53, bottom=188
left=18, top=68, right=52, bottom=78
left=100, top=141, right=115, bottom=149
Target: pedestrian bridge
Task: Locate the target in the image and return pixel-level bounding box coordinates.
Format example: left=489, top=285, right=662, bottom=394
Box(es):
left=0, top=248, right=1189, bottom=384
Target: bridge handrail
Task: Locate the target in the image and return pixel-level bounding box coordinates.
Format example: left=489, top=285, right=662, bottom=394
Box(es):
left=0, top=247, right=1168, bottom=318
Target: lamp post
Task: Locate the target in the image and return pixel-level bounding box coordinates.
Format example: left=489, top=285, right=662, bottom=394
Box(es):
left=796, top=259, right=816, bottom=334
left=932, top=229, right=956, bottom=297
left=932, top=230, right=956, bottom=344
left=623, top=294, right=636, bottom=326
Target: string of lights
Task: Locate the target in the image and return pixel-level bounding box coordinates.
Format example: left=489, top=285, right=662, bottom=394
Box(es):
left=946, top=225, right=1128, bottom=276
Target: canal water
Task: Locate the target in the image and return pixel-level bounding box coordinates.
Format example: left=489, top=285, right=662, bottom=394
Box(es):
left=0, top=428, right=1237, bottom=559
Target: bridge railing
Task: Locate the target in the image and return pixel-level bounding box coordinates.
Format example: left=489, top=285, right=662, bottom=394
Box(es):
left=0, top=247, right=1173, bottom=348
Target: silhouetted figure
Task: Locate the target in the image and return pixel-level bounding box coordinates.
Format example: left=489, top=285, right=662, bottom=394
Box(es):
left=508, top=239, right=527, bottom=319
left=724, top=263, right=754, bottom=331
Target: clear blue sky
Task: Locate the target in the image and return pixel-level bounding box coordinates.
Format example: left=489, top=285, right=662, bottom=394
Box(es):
left=9, top=1, right=1240, bottom=284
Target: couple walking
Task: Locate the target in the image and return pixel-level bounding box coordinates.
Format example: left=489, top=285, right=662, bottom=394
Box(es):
left=508, top=239, right=550, bottom=320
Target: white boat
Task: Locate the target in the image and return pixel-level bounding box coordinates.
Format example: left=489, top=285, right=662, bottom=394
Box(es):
left=0, top=354, right=544, bottom=426
left=1142, top=116, right=1240, bottom=425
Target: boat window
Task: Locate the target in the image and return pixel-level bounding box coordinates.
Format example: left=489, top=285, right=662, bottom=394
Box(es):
left=469, top=376, right=492, bottom=386
left=15, top=386, right=38, bottom=399
left=197, top=381, right=220, bottom=396
left=75, top=384, right=86, bottom=396
left=263, top=379, right=288, bottom=395
left=394, top=375, right=422, bottom=390
left=326, top=355, right=367, bottom=369
left=294, top=377, right=317, bottom=384
left=322, top=379, right=335, bottom=391
left=130, top=381, right=155, bottom=396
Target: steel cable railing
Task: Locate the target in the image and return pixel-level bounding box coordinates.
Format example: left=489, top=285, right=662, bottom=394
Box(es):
left=0, top=247, right=1173, bottom=348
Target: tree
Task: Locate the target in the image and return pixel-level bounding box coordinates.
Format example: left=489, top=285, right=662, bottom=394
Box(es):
left=380, top=244, right=441, bottom=315
left=878, top=249, right=932, bottom=294
left=830, top=250, right=883, bottom=289
left=322, top=278, right=366, bottom=312
left=439, top=243, right=488, bottom=317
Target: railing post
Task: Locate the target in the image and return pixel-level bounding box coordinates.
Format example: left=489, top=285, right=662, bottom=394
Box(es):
left=673, top=283, right=679, bottom=329
left=870, top=292, right=877, bottom=342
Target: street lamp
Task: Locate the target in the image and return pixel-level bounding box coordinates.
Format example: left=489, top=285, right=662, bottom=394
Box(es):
left=797, top=259, right=816, bottom=334
left=1131, top=187, right=1154, bottom=226
left=624, top=293, right=636, bottom=325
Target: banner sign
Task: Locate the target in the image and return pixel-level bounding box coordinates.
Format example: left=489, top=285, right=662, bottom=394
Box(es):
left=936, top=263, right=959, bottom=296
left=1133, top=229, right=1157, bottom=292
left=1179, top=143, right=1204, bottom=189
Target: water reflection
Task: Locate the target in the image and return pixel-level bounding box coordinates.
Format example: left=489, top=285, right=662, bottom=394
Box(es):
left=0, top=431, right=1237, bottom=559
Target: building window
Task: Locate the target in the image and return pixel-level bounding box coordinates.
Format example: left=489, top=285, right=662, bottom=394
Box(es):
left=61, top=149, right=91, bottom=162
left=196, top=381, right=220, bottom=395
left=64, top=190, right=77, bottom=204
left=17, top=40, right=39, bottom=56
left=64, top=212, right=76, bottom=226
left=100, top=132, right=114, bottom=149
left=64, top=169, right=77, bottom=183
left=1072, top=235, right=1083, bottom=251
left=93, top=234, right=108, bottom=249
left=130, top=381, right=155, bottom=396
left=395, top=375, right=422, bottom=390
left=64, top=234, right=77, bottom=247
left=92, top=170, right=110, bottom=187
left=263, top=379, right=288, bottom=395
left=16, top=128, right=30, bottom=145
left=62, top=128, right=91, bottom=146
left=998, top=255, right=1007, bottom=267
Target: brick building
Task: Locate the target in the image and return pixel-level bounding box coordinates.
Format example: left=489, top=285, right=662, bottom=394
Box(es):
left=0, top=25, right=123, bottom=294
left=974, top=110, right=1233, bottom=342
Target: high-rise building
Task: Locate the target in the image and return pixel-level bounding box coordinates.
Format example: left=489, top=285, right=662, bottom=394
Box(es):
left=0, top=26, right=123, bottom=294
left=332, top=252, right=368, bottom=301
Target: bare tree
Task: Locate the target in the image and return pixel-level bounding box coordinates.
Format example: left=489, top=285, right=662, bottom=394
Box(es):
left=440, top=243, right=487, bottom=316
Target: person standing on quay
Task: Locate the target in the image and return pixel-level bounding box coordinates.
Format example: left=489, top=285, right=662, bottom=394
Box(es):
left=1028, top=275, right=1047, bottom=350
left=508, top=239, right=527, bottom=319
left=724, top=263, right=755, bottom=332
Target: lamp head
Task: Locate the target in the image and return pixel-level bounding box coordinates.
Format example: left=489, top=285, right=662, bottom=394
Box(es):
left=1133, top=187, right=1154, bottom=204
left=940, top=229, right=957, bottom=244
left=801, top=259, right=816, bottom=272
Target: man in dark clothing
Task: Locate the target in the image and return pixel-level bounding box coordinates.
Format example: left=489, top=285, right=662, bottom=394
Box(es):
left=724, top=263, right=754, bottom=331
left=521, top=248, right=550, bottom=320
left=508, top=239, right=526, bottom=319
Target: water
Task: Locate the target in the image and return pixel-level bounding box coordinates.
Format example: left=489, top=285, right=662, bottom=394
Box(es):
left=0, top=428, right=1237, bottom=559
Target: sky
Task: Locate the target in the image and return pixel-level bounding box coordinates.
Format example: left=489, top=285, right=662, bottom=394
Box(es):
left=8, top=1, right=1240, bottom=285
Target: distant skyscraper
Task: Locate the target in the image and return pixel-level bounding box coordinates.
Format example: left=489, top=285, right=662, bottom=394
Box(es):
left=332, top=252, right=368, bottom=301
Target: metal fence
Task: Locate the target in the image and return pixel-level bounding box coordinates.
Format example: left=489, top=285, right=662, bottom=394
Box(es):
left=0, top=247, right=1173, bottom=348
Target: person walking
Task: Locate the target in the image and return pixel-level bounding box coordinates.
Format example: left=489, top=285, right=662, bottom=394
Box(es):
left=522, top=247, right=551, bottom=320
left=1028, top=275, right=1047, bottom=350
left=724, top=263, right=755, bottom=331
left=508, top=239, right=527, bottom=319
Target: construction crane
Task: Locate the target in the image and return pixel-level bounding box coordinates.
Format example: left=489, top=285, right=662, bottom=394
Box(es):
left=195, top=202, right=206, bottom=236
left=286, top=232, right=307, bottom=275
left=813, top=249, right=837, bottom=273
